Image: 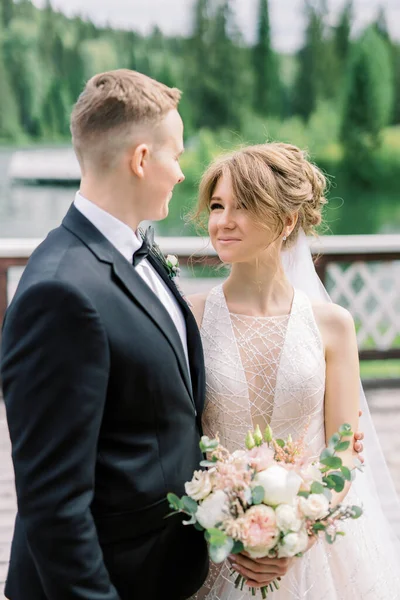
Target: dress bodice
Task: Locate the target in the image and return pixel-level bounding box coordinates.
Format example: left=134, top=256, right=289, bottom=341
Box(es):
left=200, top=285, right=326, bottom=459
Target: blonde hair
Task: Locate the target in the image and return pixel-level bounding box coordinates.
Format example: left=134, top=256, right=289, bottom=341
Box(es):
left=194, top=142, right=328, bottom=247
left=70, top=69, right=182, bottom=172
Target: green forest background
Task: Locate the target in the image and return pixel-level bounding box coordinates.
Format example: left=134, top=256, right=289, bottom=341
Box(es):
left=0, top=0, right=399, bottom=236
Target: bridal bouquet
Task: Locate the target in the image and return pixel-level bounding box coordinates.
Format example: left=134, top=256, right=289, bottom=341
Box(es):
left=167, top=424, right=363, bottom=598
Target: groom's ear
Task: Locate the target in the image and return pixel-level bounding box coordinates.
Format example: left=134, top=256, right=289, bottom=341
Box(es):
left=130, top=143, right=150, bottom=179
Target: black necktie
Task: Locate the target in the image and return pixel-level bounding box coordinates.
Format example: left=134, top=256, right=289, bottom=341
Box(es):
left=132, top=226, right=154, bottom=267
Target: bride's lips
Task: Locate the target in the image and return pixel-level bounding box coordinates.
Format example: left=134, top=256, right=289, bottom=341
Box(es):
left=218, top=238, right=241, bottom=245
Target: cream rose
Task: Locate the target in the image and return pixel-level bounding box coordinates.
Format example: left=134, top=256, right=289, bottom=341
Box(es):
left=185, top=470, right=212, bottom=501
left=196, top=490, right=229, bottom=530
left=254, top=465, right=303, bottom=506
left=299, top=494, right=330, bottom=521
left=166, top=254, right=179, bottom=267
left=275, top=504, right=302, bottom=534
left=278, top=528, right=309, bottom=558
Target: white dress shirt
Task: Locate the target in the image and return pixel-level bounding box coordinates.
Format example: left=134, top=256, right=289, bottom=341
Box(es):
left=74, top=192, right=190, bottom=370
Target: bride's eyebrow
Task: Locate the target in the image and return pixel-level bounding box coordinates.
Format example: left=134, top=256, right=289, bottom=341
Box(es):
left=210, top=196, right=223, bottom=202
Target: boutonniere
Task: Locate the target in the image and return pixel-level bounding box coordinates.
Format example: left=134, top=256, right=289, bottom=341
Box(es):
left=165, top=254, right=181, bottom=279
left=138, top=227, right=181, bottom=280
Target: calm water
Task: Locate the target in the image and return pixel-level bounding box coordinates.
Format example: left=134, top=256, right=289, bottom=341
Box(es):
left=1, top=147, right=399, bottom=239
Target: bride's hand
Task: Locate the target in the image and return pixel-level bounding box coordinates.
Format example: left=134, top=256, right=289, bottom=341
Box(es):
left=227, top=552, right=293, bottom=589
left=227, top=535, right=319, bottom=588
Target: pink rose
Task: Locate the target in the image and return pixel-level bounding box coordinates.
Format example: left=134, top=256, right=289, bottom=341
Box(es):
left=247, top=445, right=275, bottom=472
left=239, top=505, right=279, bottom=558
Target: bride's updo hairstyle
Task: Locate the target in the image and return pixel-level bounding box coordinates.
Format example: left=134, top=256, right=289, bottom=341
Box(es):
left=194, top=142, right=328, bottom=248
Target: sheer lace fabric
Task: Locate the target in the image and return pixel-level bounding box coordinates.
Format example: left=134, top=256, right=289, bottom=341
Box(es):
left=191, top=285, right=400, bottom=600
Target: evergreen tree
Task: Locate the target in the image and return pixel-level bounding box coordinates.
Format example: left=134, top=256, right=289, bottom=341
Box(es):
left=334, top=0, right=352, bottom=66
left=374, top=6, right=390, bottom=43
left=292, top=1, right=327, bottom=121
left=393, top=44, right=400, bottom=124
left=341, top=27, right=394, bottom=178
left=1, top=0, right=14, bottom=27
left=0, top=42, right=22, bottom=140
left=252, top=0, right=281, bottom=116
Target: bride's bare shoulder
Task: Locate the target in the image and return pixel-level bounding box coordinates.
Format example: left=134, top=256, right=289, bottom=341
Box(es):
left=311, top=301, right=356, bottom=346
left=187, top=293, right=208, bottom=328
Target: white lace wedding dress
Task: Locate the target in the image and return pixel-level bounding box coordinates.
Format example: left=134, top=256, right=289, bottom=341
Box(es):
left=192, top=284, right=400, bottom=600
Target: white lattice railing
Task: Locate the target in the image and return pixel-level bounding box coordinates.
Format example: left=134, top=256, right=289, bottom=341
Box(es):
left=0, top=234, right=399, bottom=360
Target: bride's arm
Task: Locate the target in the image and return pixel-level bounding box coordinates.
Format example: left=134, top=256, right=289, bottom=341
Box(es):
left=316, top=302, right=360, bottom=506
left=187, top=293, right=208, bottom=329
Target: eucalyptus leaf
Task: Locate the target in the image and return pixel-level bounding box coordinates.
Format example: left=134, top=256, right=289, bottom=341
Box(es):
left=167, top=493, right=182, bottom=511
left=329, top=474, right=345, bottom=492
left=325, top=532, right=335, bottom=544
left=351, top=506, right=363, bottom=519
left=320, top=456, right=342, bottom=469
left=310, top=481, right=325, bottom=495
left=298, top=490, right=310, bottom=498
left=194, top=522, right=205, bottom=531
left=320, top=448, right=335, bottom=460
left=340, top=466, right=352, bottom=481
left=231, top=540, right=245, bottom=554
left=252, top=486, right=265, bottom=505
left=182, top=496, right=198, bottom=515
left=334, top=441, right=350, bottom=452
left=207, top=528, right=228, bottom=546
left=338, top=424, right=353, bottom=437
left=328, top=433, right=340, bottom=448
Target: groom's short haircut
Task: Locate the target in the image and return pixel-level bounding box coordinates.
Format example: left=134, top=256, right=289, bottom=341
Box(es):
left=70, top=69, right=181, bottom=172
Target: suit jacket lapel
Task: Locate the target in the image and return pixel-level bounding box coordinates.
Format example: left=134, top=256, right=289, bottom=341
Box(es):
left=62, top=204, right=195, bottom=410
left=147, top=254, right=205, bottom=423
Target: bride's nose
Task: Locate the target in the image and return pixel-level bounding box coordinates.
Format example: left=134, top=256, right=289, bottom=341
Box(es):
left=218, top=208, right=236, bottom=229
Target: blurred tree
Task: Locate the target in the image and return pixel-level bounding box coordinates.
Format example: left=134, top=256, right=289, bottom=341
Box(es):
left=3, top=19, right=44, bottom=137
left=374, top=6, right=390, bottom=43
left=334, top=0, right=353, bottom=66
left=253, top=0, right=281, bottom=116
left=341, top=27, right=394, bottom=180
left=393, top=45, right=400, bottom=124
left=292, top=1, right=327, bottom=121
left=65, top=43, right=86, bottom=101
left=0, top=42, right=22, bottom=140
left=1, top=0, right=14, bottom=27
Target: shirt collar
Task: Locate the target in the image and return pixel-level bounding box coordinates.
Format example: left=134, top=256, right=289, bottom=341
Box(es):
left=74, top=191, right=142, bottom=262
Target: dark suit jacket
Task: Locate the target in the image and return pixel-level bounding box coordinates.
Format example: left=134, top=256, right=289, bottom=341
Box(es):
left=1, top=204, right=209, bottom=600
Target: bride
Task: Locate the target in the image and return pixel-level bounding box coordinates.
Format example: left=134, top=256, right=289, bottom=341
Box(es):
left=187, top=142, right=400, bottom=599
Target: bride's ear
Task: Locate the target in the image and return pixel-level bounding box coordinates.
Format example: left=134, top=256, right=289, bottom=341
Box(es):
left=284, top=212, right=299, bottom=237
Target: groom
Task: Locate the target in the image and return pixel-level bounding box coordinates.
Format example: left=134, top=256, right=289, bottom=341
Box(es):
left=1, top=70, right=208, bottom=600
left=1, top=69, right=364, bottom=599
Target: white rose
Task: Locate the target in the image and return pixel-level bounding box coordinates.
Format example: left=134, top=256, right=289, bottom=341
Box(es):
left=299, top=494, right=330, bottom=521
left=275, top=504, right=302, bottom=534
left=166, top=254, right=178, bottom=267
left=185, top=470, right=213, bottom=501
left=301, top=463, right=323, bottom=485
left=278, top=528, right=309, bottom=558
left=196, top=490, right=229, bottom=530
left=254, top=465, right=303, bottom=506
